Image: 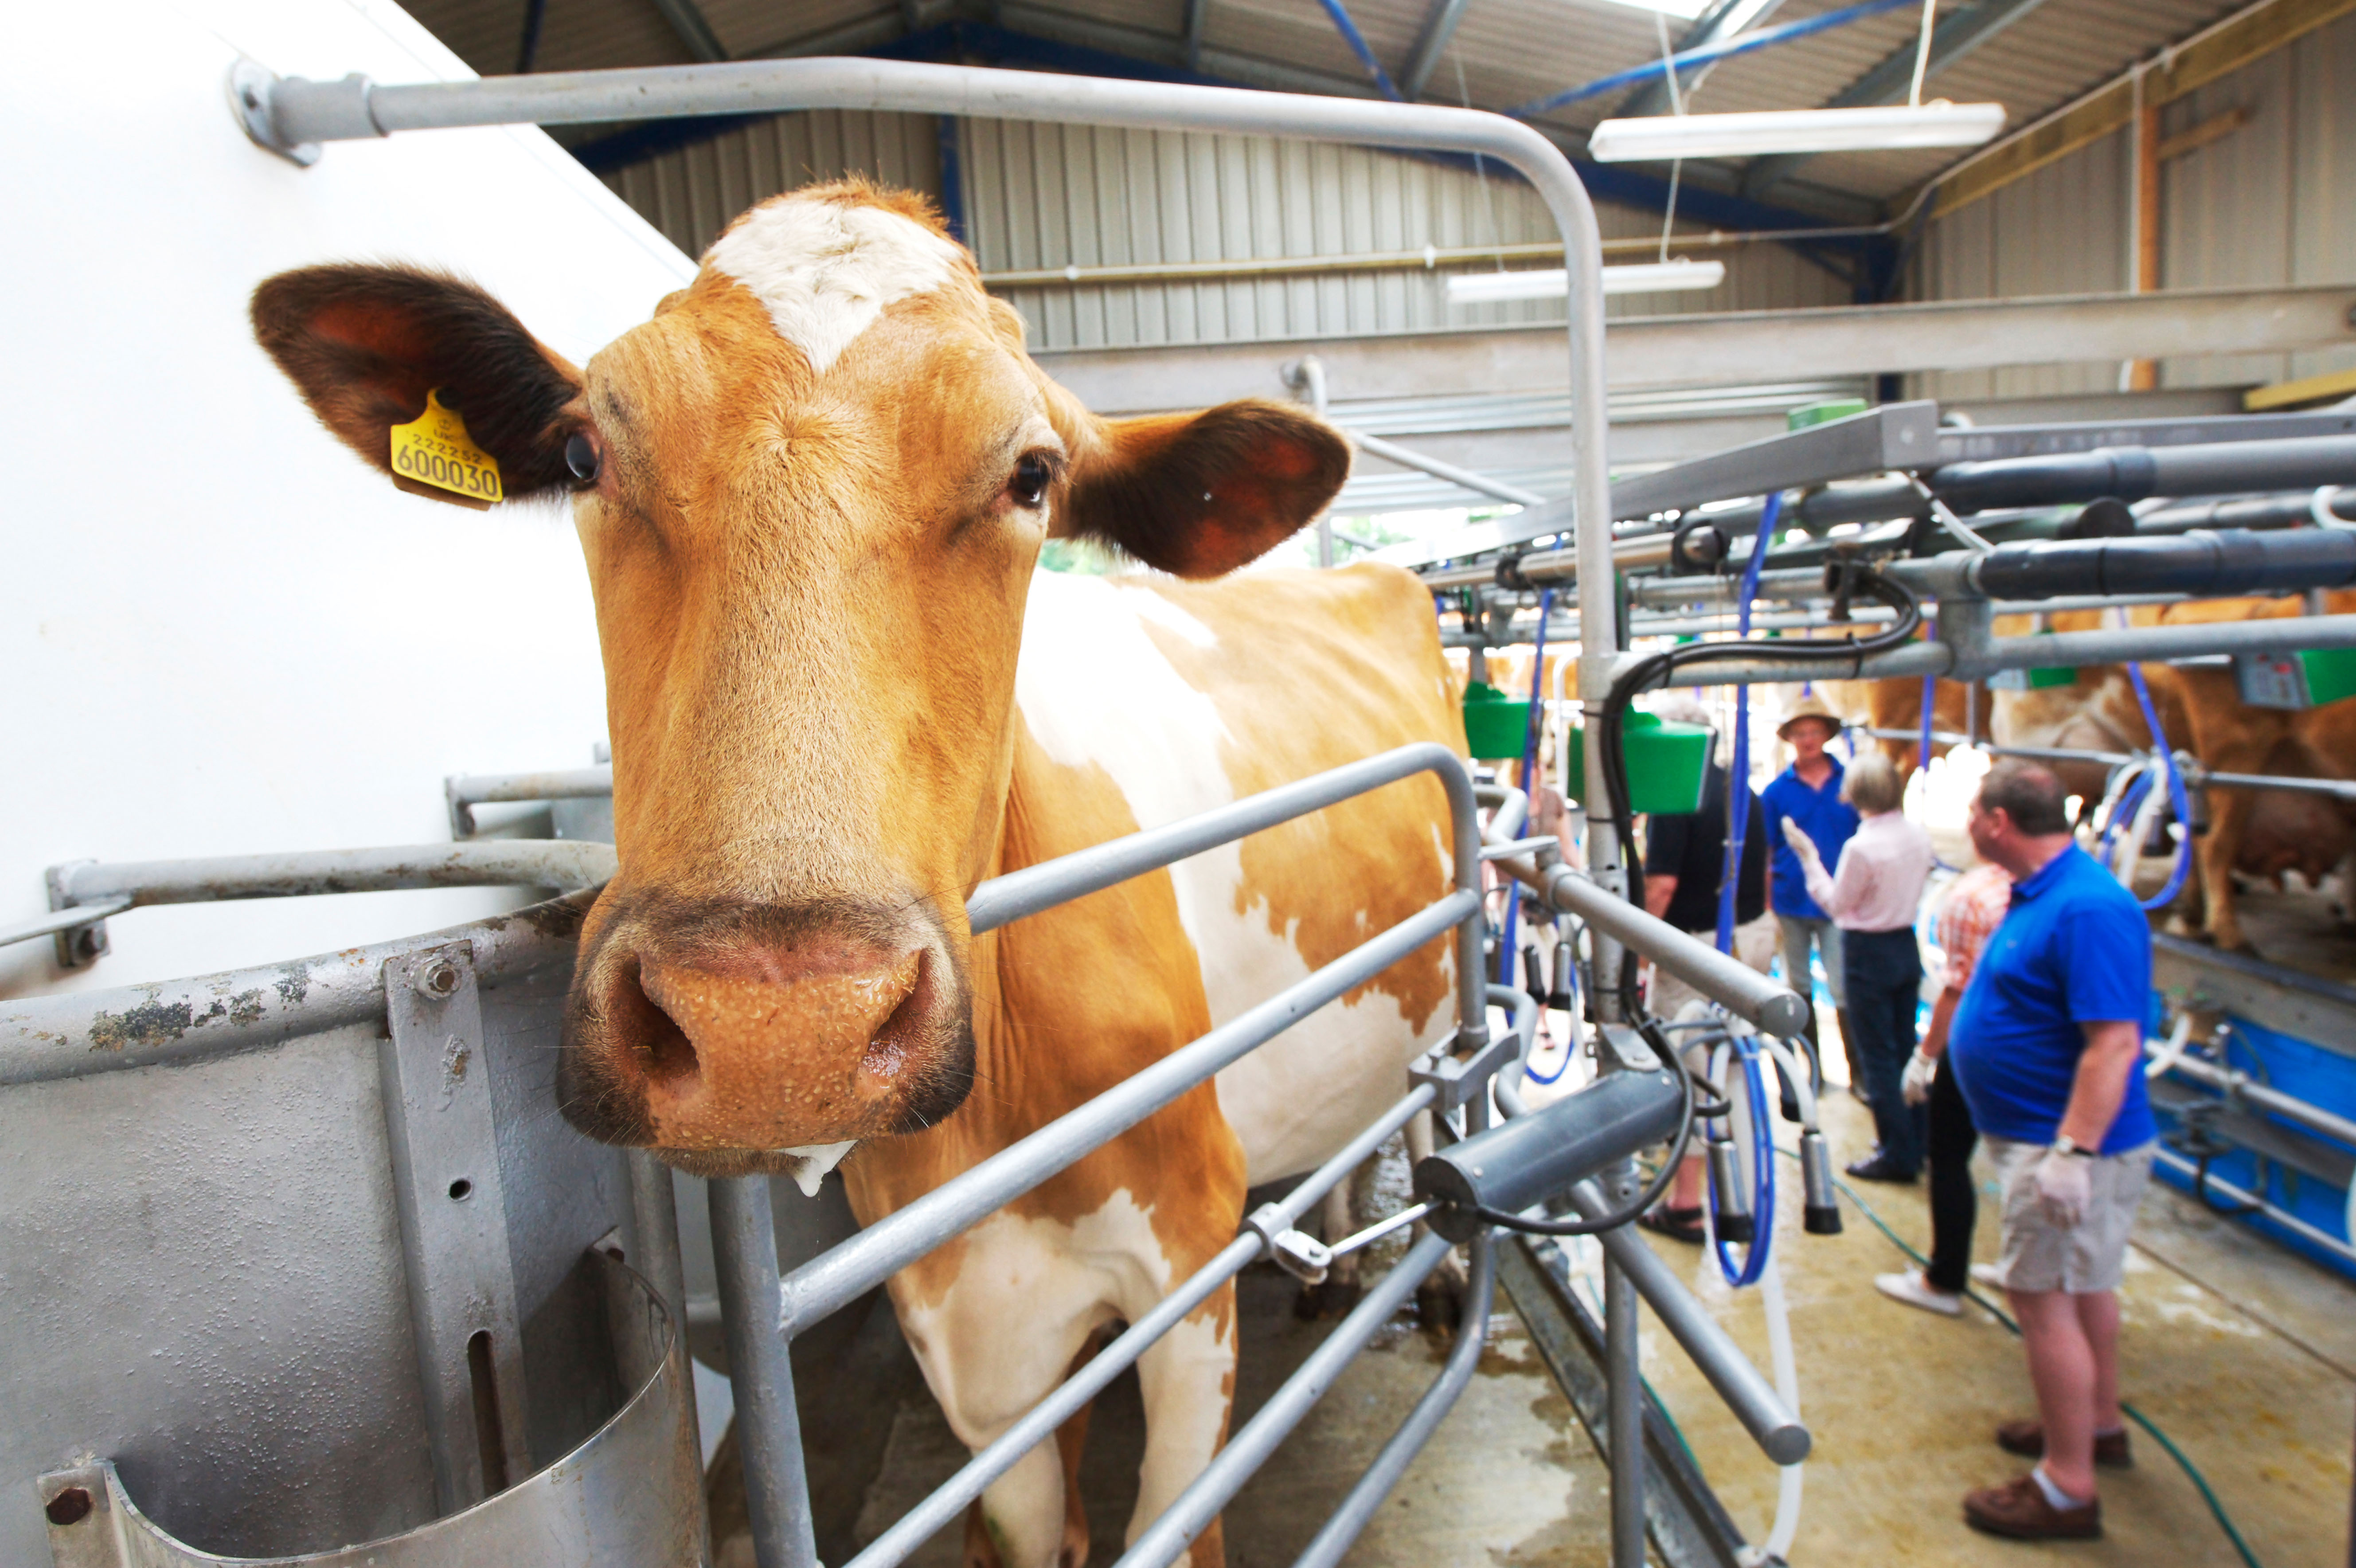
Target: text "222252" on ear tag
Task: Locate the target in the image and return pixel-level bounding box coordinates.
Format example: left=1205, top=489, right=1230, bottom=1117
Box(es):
left=389, top=389, right=504, bottom=509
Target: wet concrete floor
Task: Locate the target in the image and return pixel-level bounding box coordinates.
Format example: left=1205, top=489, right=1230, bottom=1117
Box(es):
left=1614, top=1057, right=2356, bottom=1568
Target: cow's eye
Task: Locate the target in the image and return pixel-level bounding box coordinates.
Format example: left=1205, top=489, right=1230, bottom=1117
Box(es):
left=565, top=431, right=602, bottom=488
left=1010, top=453, right=1053, bottom=509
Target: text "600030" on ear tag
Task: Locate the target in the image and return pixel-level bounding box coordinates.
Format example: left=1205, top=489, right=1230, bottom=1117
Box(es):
left=389, top=390, right=503, bottom=508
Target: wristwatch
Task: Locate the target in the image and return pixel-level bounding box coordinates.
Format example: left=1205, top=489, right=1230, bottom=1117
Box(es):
left=2051, top=1135, right=2097, bottom=1159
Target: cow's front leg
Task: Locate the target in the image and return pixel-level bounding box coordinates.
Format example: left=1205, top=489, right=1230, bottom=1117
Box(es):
left=1293, top=1174, right=1368, bottom=1319
left=893, top=1223, right=1114, bottom=1568
left=1128, top=1281, right=1239, bottom=1566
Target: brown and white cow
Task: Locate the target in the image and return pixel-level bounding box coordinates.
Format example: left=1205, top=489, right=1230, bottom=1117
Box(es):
left=1833, top=601, right=2356, bottom=953
left=252, top=181, right=1466, bottom=1567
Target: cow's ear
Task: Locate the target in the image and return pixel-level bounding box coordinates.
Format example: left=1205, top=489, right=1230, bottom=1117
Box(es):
left=251, top=264, right=584, bottom=506
left=1054, top=400, right=1351, bottom=578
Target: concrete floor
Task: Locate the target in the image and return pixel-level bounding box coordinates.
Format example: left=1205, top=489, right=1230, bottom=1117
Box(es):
left=1611, top=1069, right=2356, bottom=1568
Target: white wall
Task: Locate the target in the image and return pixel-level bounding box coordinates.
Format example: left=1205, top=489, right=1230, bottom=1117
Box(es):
left=1, top=0, right=694, bottom=999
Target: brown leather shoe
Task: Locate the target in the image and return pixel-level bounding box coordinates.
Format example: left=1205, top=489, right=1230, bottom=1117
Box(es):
left=1995, top=1418, right=2133, bottom=1468
left=1963, top=1474, right=2102, bottom=1540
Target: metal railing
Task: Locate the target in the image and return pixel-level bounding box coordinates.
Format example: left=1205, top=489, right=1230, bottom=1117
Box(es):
left=7, top=841, right=616, bottom=966
left=711, top=743, right=1490, bottom=1568
left=1854, top=726, right=2356, bottom=802
left=704, top=743, right=1806, bottom=1568
left=446, top=765, right=614, bottom=837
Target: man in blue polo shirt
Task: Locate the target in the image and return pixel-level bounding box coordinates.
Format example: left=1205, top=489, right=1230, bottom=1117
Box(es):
left=1947, top=760, right=2156, bottom=1543
left=1760, top=695, right=1860, bottom=1077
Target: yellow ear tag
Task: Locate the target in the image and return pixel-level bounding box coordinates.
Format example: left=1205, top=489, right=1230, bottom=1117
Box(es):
left=389, top=390, right=504, bottom=508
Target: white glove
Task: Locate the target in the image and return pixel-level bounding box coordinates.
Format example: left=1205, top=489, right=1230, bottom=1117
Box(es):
left=1900, top=1049, right=1938, bottom=1107
left=2034, top=1148, right=2093, bottom=1228
left=1779, top=817, right=1818, bottom=861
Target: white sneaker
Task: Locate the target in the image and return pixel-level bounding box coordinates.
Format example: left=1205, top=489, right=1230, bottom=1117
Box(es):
left=1875, top=1271, right=1962, bottom=1316
left=1969, top=1262, right=2007, bottom=1289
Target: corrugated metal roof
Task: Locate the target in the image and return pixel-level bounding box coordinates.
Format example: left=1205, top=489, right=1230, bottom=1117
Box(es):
left=402, top=0, right=2263, bottom=211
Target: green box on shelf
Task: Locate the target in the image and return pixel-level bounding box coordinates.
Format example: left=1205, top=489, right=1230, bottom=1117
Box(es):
left=1462, top=681, right=1534, bottom=761
left=1562, top=712, right=1712, bottom=815
left=2236, top=646, right=2356, bottom=709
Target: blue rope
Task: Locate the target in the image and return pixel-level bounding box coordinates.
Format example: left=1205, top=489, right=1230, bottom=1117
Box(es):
left=1508, top=0, right=1914, bottom=119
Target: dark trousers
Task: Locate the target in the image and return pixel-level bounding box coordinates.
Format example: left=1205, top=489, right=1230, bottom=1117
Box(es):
left=1925, top=1054, right=1980, bottom=1294
left=1841, top=926, right=1926, bottom=1175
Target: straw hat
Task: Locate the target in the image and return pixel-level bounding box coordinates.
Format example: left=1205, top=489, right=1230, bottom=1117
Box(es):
left=1775, top=694, right=1846, bottom=740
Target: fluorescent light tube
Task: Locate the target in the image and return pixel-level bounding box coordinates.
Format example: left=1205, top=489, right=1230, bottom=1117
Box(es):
left=1587, top=102, right=2006, bottom=162
left=1446, top=258, right=1726, bottom=304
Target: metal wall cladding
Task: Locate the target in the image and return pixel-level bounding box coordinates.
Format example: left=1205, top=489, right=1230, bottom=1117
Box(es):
left=1909, top=8, right=2356, bottom=402
left=2162, top=7, right=2356, bottom=388
left=965, top=118, right=1851, bottom=352
left=601, top=110, right=945, bottom=263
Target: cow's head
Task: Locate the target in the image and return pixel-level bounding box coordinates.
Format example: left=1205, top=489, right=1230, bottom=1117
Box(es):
left=253, top=182, right=1348, bottom=1178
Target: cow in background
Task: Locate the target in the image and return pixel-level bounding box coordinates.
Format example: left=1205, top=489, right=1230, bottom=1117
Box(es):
left=1835, top=602, right=2356, bottom=954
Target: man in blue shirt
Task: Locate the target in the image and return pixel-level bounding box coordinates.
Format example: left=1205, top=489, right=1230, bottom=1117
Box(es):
left=1947, top=761, right=2155, bottom=1543
left=1759, top=695, right=1860, bottom=1079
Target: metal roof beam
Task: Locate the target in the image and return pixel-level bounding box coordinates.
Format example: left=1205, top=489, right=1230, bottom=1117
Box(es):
left=1399, top=0, right=1473, bottom=102
left=649, top=0, right=729, bottom=63
left=1028, top=284, right=2356, bottom=412
left=1740, top=0, right=2054, bottom=199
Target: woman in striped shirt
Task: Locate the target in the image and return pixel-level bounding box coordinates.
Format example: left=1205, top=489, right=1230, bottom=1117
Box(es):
left=1875, top=858, right=2015, bottom=1315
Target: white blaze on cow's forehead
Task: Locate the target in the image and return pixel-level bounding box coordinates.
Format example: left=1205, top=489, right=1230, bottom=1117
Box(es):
left=1016, top=572, right=1450, bottom=1186
left=706, top=197, right=965, bottom=375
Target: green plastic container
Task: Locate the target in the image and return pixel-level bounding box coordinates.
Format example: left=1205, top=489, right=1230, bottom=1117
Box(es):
left=2301, top=646, right=2356, bottom=706
left=1988, top=627, right=2077, bottom=690
left=1462, top=681, right=1535, bottom=761
left=1787, top=399, right=1870, bottom=431
left=1562, top=712, right=1712, bottom=814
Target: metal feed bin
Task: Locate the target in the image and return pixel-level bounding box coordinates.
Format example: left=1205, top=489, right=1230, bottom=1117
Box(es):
left=0, top=893, right=707, bottom=1566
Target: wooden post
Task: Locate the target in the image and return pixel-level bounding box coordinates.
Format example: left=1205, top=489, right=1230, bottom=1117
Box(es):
left=2127, top=101, right=2162, bottom=391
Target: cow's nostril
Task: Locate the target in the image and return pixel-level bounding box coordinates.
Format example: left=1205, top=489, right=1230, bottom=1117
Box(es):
left=617, top=956, right=701, bottom=1087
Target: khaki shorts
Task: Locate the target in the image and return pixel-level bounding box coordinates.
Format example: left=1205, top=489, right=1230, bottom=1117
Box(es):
left=1650, top=913, right=1777, bottom=1020
left=1986, top=1136, right=2154, bottom=1294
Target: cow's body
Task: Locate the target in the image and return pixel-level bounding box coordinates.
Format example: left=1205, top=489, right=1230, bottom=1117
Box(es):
left=848, top=565, right=1458, bottom=1563
left=250, top=182, right=1461, bottom=1568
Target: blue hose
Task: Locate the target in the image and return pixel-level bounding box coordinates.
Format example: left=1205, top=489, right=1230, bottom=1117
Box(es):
left=1713, top=492, right=1780, bottom=955
left=1711, top=1035, right=1778, bottom=1287
left=2124, top=659, right=2196, bottom=911
left=1500, top=587, right=1555, bottom=989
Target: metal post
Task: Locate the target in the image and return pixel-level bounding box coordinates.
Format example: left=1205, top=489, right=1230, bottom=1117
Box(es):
left=709, top=1177, right=817, bottom=1568
left=1295, top=355, right=1336, bottom=569
left=1602, top=1163, right=1646, bottom=1568
left=629, top=1149, right=710, bottom=1564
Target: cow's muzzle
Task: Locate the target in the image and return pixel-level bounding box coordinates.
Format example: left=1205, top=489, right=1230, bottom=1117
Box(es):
left=558, top=891, right=975, bottom=1172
